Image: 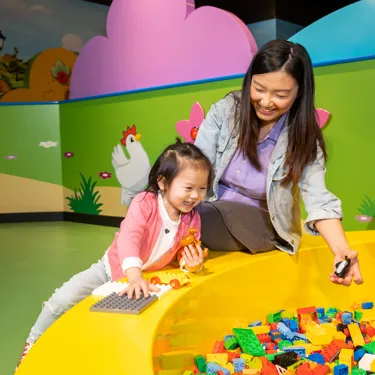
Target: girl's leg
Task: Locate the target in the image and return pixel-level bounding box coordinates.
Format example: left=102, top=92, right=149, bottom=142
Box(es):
left=26, top=257, right=110, bottom=344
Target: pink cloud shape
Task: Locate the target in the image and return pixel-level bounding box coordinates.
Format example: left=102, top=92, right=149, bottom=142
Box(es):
left=70, top=0, right=257, bottom=99
left=176, top=102, right=204, bottom=143
left=316, top=108, right=331, bottom=128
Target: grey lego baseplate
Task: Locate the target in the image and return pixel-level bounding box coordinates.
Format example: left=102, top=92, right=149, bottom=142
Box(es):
left=90, top=292, right=158, bottom=315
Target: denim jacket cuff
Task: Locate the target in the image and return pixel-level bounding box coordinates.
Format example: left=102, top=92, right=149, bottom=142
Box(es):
left=304, top=208, right=343, bottom=235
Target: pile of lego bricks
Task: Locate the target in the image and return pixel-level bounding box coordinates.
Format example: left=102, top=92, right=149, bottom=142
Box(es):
left=181, top=303, right=375, bottom=375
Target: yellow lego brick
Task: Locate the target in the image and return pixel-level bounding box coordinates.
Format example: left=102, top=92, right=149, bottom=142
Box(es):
left=205, top=353, right=228, bottom=366
left=293, top=340, right=306, bottom=345
left=222, top=362, right=234, bottom=373
left=248, top=357, right=263, bottom=369
left=240, top=353, right=254, bottom=366
left=243, top=369, right=260, bottom=375
left=339, top=348, right=354, bottom=373
left=281, top=310, right=296, bottom=319
left=348, top=323, right=365, bottom=346
left=249, top=325, right=271, bottom=334
left=371, top=360, right=375, bottom=373
left=334, top=331, right=347, bottom=341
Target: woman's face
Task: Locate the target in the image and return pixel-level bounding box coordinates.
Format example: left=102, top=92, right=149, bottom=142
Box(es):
left=250, top=71, right=299, bottom=125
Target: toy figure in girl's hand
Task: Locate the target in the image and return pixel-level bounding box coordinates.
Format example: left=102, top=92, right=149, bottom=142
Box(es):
left=177, top=228, right=209, bottom=273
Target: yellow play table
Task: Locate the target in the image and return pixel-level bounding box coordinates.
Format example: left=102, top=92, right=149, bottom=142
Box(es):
left=17, top=231, right=375, bottom=375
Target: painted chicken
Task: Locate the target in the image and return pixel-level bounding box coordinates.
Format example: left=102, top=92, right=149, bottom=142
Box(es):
left=112, top=125, right=151, bottom=206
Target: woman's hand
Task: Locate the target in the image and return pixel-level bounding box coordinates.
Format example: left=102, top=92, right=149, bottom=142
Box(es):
left=119, top=267, right=160, bottom=299
left=330, top=249, right=364, bottom=286
left=181, top=244, right=205, bottom=272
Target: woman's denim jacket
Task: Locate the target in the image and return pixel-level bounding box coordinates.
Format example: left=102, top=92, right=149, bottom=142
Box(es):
left=194, top=92, right=343, bottom=254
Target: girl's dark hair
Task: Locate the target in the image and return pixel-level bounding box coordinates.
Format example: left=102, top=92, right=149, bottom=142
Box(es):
left=233, top=39, right=326, bottom=186
left=147, top=138, right=213, bottom=194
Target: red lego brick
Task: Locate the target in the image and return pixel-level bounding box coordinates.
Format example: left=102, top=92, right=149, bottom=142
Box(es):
left=213, top=340, right=226, bottom=353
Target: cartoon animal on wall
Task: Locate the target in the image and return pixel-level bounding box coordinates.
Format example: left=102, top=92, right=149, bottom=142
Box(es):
left=112, top=125, right=151, bottom=206
left=0, top=48, right=76, bottom=102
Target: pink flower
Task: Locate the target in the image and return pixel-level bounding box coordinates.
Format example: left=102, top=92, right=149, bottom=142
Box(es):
left=99, top=172, right=112, bottom=179
left=316, top=109, right=331, bottom=128
left=64, top=152, right=74, bottom=158
left=4, top=155, right=17, bottom=160
left=176, top=102, right=205, bottom=143
left=355, top=215, right=373, bottom=223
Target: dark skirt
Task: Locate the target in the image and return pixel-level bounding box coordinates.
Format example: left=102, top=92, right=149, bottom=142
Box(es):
left=195, top=201, right=284, bottom=253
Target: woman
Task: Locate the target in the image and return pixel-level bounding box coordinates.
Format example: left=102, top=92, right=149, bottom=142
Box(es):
left=194, top=40, right=363, bottom=287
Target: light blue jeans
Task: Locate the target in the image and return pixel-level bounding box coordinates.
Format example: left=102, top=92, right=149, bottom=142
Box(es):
left=27, top=257, right=110, bottom=344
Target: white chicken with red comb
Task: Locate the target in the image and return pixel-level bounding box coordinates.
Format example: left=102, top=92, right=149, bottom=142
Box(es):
left=111, top=125, right=150, bottom=206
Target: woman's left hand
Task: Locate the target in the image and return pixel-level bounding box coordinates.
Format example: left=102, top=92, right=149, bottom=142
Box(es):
left=330, top=249, right=364, bottom=286
left=181, top=244, right=205, bottom=272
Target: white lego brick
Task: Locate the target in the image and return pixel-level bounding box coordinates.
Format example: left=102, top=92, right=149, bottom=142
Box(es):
left=358, top=353, right=375, bottom=371
left=92, top=281, right=172, bottom=299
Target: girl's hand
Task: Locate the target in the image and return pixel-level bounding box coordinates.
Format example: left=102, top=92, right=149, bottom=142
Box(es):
left=181, top=244, right=205, bottom=272
left=330, top=249, right=364, bottom=286
left=119, top=267, right=160, bottom=299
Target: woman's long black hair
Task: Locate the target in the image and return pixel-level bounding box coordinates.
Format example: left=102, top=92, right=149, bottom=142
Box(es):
left=234, top=39, right=326, bottom=186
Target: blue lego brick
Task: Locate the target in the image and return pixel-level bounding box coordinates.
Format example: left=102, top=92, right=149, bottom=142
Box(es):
left=317, top=307, right=325, bottom=317
left=362, top=302, right=374, bottom=309
left=233, top=358, right=245, bottom=373
left=277, top=322, right=295, bottom=340
left=354, top=348, right=366, bottom=362
left=206, top=362, right=230, bottom=375
left=334, top=364, right=349, bottom=375
left=284, top=346, right=306, bottom=357
left=249, top=320, right=262, bottom=327
left=342, top=312, right=353, bottom=325
left=270, top=330, right=283, bottom=341
left=293, top=332, right=308, bottom=342
left=308, top=353, right=326, bottom=365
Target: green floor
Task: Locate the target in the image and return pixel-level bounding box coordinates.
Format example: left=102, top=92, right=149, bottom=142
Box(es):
left=0, top=222, right=118, bottom=375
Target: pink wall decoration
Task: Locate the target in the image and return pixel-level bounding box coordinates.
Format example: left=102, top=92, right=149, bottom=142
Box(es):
left=316, top=108, right=331, bottom=128
left=70, top=0, right=257, bottom=99
left=176, top=102, right=205, bottom=143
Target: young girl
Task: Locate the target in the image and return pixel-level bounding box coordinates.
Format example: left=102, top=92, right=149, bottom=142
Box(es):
left=17, top=139, right=213, bottom=369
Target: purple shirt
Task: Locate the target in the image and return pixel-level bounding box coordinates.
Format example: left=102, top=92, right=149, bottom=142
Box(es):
left=218, top=114, right=287, bottom=211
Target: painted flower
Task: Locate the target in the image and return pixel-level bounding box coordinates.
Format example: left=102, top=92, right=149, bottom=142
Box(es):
left=99, top=172, right=112, bottom=179
left=40, top=141, right=58, bottom=148
left=64, top=152, right=74, bottom=158
left=4, top=155, right=17, bottom=160
left=175, top=102, right=205, bottom=143
left=51, top=60, right=71, bottom=85
left=316, top=109, right=331, bottom=128
left=355, top=215, right=373, bottom=223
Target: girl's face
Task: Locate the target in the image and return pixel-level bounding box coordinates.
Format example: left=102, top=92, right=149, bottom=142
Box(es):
left=159, top=166, right=209, bottom=221
left=250, top=71, right=299, bottom=125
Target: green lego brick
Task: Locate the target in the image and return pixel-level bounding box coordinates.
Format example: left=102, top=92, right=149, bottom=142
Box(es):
left=194, top=355, right=207, bottom=373
left=355, top=310, right=364, bottom=321
left=352, top=368, right=367, bottom=375
left=267, top=311, right=282, bottom=323
left=233, top=328, right=266, bottom=356
left=364, top=341, right=375, bottom=354
left=224, top=336, right=238, bottom=350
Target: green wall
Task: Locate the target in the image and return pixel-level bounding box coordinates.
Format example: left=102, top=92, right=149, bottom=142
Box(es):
left=59, top=78, right=242, bottom=189
left=1, top=59, right=375, bottom=230
left=0, top=104, right=62, bottom=185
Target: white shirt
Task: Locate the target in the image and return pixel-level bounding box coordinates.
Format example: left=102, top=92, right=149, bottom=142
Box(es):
left=121, top=193, right=180, bottom=273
